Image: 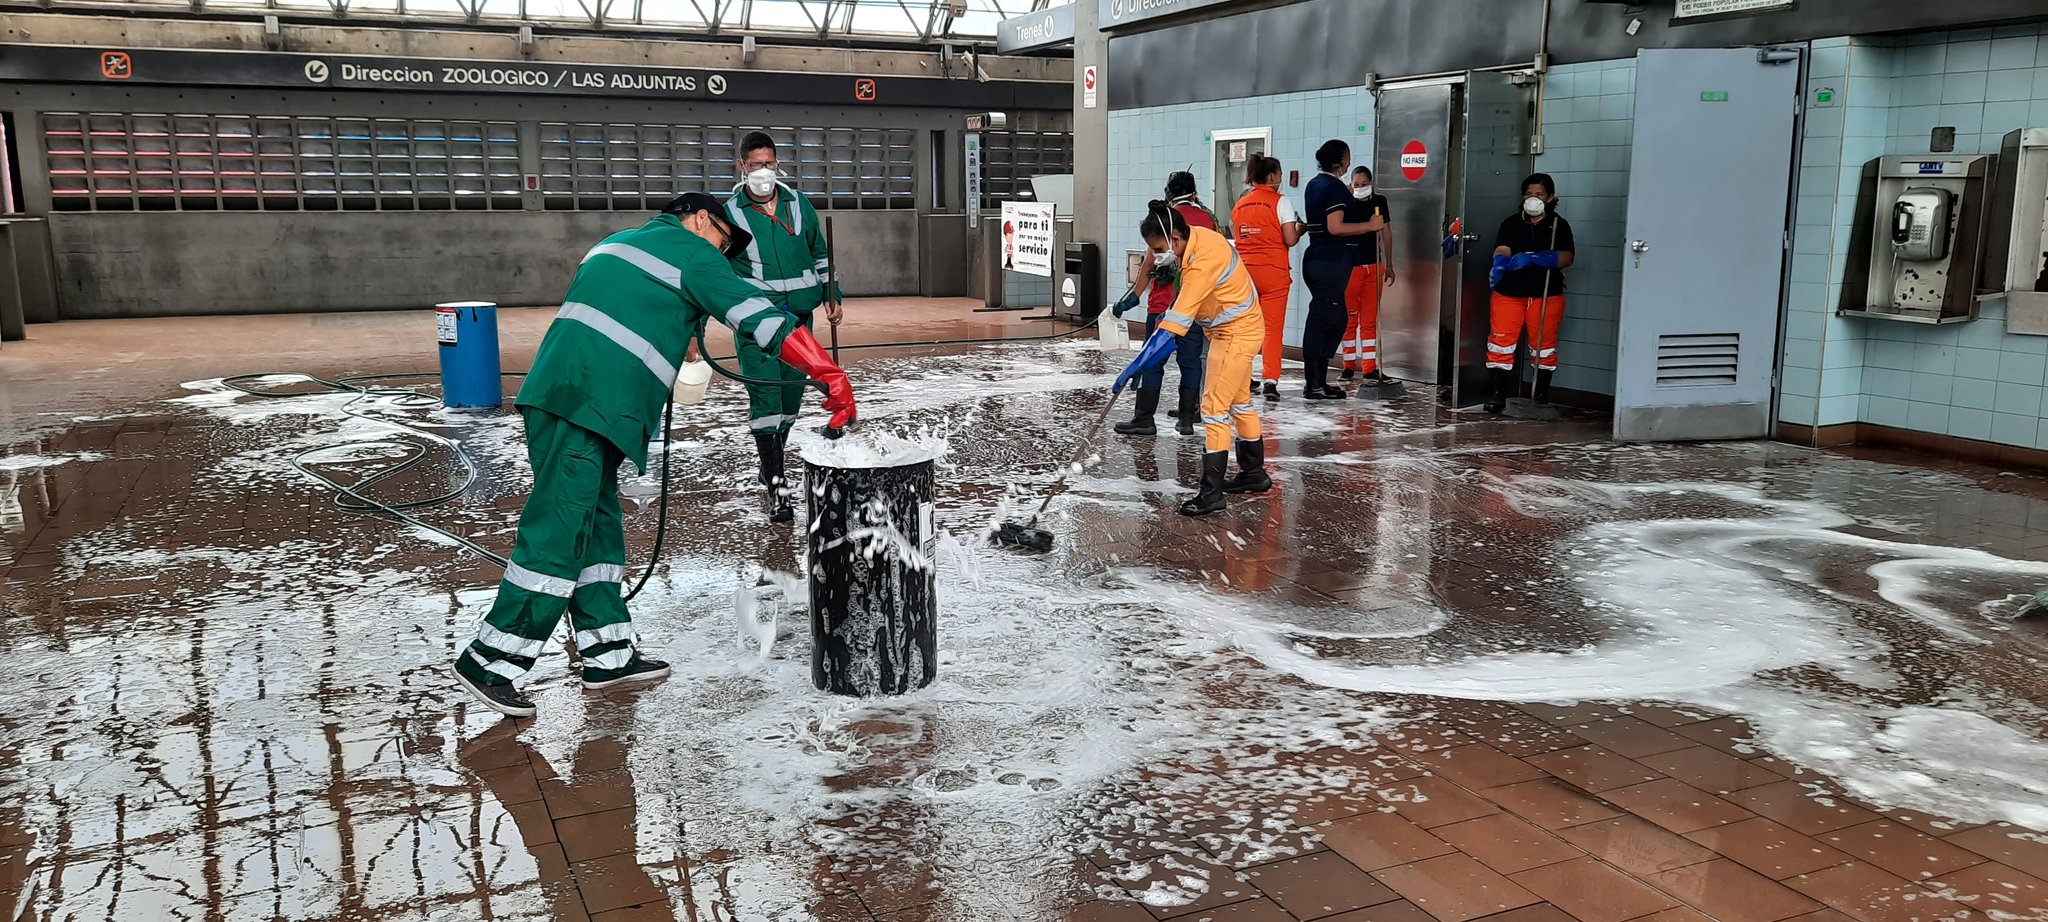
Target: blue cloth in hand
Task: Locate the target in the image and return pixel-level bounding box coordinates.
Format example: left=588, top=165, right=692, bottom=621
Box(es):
left=1489, top=254, right=1512, bottom=290
left=1507, top=250, right=1562, bottom=272
left=1115, top=328, right=1179, bottom=395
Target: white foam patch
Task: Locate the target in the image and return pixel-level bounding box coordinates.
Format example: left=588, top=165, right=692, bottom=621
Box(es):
left=0, top=452, right=106, bottom=472
left=796, top=430, right=947, bottom=469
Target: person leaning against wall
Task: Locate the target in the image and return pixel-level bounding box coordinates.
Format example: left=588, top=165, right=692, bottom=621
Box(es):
left=1300, top=140, right=1385, bottom=400
left=1231, top=155, right=1303, bottom=402
left=1484, top=172, right=1575, bottom=414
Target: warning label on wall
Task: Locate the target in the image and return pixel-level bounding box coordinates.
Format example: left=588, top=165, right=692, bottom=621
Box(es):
left=1400, top=140, right=1429, bottom=182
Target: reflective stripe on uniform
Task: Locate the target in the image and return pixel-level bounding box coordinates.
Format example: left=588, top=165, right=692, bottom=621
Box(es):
left=1209, top=294, right=1258, bottom=327
left=1229, top=403, right=1255, bottom=415
left=577, top=563, right=623, bottom=587
left=575, top=621, right=635, bottom=651
left=586, top=647, right=634, bottom=671
left=1535, top=348, right=1557, bottom=358
left=504, top=561, right=575, bottom=598
left=1215, top=251, right=1243, bottom=290
left=1201, top=413, right=1230, bottom=425
left=753, top=315, right=786, bottom=350
left=469, top=649, right=526, bottom=679
left=1162, top=310, right=1196, bottom=329
left=750, top=413, right=794, bottom=431
left=747, top=271, right=822, bottom=293
left=1486, top=342, right=1517, bottom=355
left=477, top=623, right=546, bottom=658
left=556, top=303, right=680, bottom=388
left=726, top=297, right=773, bottom=327
left=583, top=243, right=682, bottom=289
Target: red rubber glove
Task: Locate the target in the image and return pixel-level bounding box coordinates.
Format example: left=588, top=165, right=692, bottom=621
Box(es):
left=777, top=325, right=857, bottom=429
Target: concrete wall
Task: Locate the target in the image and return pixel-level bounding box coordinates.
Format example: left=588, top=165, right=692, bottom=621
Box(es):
left=1107, top=87, right=1374, bottom=353
left=47, top=210, right=918, bottom=318
left=1781, top=24, right=2048, bottom=451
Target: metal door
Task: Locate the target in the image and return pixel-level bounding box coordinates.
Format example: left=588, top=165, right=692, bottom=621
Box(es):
left=1614, top=48, right=1801, bottom=441
left=1375, top=82, right=1456, bottom=386
left=1209, top=128, right=1269, bottom=232
left=1454, top=73, right=1535, bottom=406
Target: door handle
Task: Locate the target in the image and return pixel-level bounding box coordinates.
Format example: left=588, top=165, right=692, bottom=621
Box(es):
left=1631, top=239, right=1650, bottom=268
left=1459, top=233, right=1481, bottom=243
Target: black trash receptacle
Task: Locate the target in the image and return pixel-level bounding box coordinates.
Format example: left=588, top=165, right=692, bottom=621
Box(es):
left=805, top=455, right=938, bottom=696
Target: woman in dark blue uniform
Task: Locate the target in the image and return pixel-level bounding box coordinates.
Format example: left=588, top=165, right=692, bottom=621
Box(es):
left=1299, top=140, right=1385, bottom=399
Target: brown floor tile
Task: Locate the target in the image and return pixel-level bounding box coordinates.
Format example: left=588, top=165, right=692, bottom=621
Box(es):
left=1686, top=818, right=1852, bottom=880
left=540, top=771, right=640, bottom=820
left=1784, top=862, right=1972, bottom=922
left=1613, top=705, right=1715, bottom=729
left=1519, top=703, right=1622, bottom=726
left=502, top=797, right=559, bottom=847
left=1781, top=912, right=1858, bottom=922
left=1243, top=852, right=1398, bottom=919
left=572, top=853, right=670, bottom=915
left=1817, top=820, right=1987, bottom=882
left=590, top=904, right=686, bottom=922
left=1379, top=776, right=1500, bottom=829
left=1482, top=779, right=1625, bottom=830
left=1943, top=823, right=2048, bottom=880
left=1481, top=905, right=1577, bottom=922
left=1524, top=747, right=1666, bottom=794
left=1556, top=816, right=1716, bottom=877
left=1509, top=856, right=1677, bottom=922
left=1645, top=859, right=1823, bottom=922
left=1637, top=746, right=1787, bottom=795
left=1670, top=717, right=1765, bottom=759
left=1377, top=723, right=1472, bottom=755
left=1321, top=812, right=1457, bottom=871
left=1370, top=854, right=1541, bottom=922
left=1568, top=717, right=1695, bottom=760
left=1415, top=744, right=1550, bottom=790
left=1433, top=814, right=1581, bottom=876
left=1877, top=809, right=1983, bottom=839
left=1924, top=861, right=2048, bottom=918
left=1602, top=779, right=1755, bottom=834
left=553, top=807, right=640, bottom=863
left=1725, top=782, right=1879, bottom=837
left=1113, top=852, right=1259, bottom=919
left=1191, top=898, right=1304, bottom=921
left=478, top=763, right=544, bottom=806
left=1323, top=900, right=1437, bottom=922
left=1462, top=717, right=1591, bottom=759
left=1063, top=901, right=1161, bottom=922
left=1188, top=811, right=1329, bottom=869
left=1630, top=909, right=1715, bottom=922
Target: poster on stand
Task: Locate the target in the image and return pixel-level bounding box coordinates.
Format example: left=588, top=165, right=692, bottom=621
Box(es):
left=1000, top=201, right=1056, bottom=278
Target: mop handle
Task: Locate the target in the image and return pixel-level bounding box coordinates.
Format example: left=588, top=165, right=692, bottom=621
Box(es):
left=1529, top=218, right=1560, bottom=399
left=1033, top=391, right=1125, bottom=520
left=825, top=216, right=843, bottom=364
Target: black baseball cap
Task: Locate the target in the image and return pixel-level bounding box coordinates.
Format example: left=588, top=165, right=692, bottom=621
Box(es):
left=661, top=192, right=752, bottom=255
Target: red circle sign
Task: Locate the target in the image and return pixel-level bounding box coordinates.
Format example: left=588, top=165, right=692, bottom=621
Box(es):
left=1400, top=140, right=1429, bottom=182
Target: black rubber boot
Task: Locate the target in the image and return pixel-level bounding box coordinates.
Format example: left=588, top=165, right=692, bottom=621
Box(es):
left=1223, top=439, right=1273, bottom=494
left=1304, top=359, right=1344, bottom=400
left=1262, top=381, right=1282, bottom=401
left=1341, top=367, right=1357, bottom=381
left=1483, top=369, right=1512, bottom=414
left=454, top=664, right=536, bottom=718
left=1176, top=390, right=1200, bottom=435
left=755, top=432, right=794, bottom=524
left=1178, top=450, right=1229, bottom=517
left=1534, top=368, right=1555, bottom=405
left=1115, top=388, right=1160, bottom=436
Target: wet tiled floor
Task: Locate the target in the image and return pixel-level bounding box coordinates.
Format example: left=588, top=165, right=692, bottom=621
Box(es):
left=4, top=312, right=2048, bottom=922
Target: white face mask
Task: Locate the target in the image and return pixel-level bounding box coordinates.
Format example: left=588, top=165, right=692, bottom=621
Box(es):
left=1352, top=185, right=1373, bottom=200
left=1152, top=249, right=1176, bottom=267
left=744, top=167, right=778, bottom=198
left=1523, top=196, right=1548, bottom=217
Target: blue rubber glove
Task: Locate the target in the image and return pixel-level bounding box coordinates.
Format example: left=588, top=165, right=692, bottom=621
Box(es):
left=1507, top=250, right=1563, bottom=272
left=1110, top=288, right=1141, bottom=319
left=1114, top=328, right=1179, bottom=395
left=1489, top=254, right=1511, bottom=290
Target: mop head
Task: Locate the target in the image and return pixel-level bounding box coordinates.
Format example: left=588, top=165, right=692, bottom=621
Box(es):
left=992, top=521, right=1054, bottom=552
left=1503, top=397, right=1562, bottom=421
left=2017, top=590, right=2048, bottom=619
left=1355, top=380, right=1407, bottom=401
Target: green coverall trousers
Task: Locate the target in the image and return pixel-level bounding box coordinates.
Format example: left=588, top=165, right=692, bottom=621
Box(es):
left=737, top=311, right=814, bottom=435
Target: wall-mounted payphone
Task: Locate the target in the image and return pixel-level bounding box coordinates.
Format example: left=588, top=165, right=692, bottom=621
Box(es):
left=1985, top=128, right=2048, bottom=334
left=1840, top=155, right=1995, bottom=324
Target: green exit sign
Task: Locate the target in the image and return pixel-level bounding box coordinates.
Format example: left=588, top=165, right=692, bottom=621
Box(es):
left=1700, top=91, right=1730, bottom=102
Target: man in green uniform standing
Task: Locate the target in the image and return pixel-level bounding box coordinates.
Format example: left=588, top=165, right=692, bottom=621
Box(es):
left=454, top=192, right=857, bottom=718
left=726, top=130, right=843, bottom=524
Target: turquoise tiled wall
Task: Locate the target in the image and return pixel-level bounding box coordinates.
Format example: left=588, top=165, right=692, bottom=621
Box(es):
left=1781, top=24, right=2048, bottom=449
left=1532, top=59, right=1637, bottom=396
left=1107, top=87, right=1375, bottom=356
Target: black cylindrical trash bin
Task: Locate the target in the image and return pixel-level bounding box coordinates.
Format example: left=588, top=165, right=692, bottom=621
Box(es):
left=805, top=455, right=938, bottom=696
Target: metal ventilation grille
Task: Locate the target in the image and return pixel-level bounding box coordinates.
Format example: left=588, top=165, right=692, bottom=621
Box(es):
left=1656, top=333, right=1740, bottom=387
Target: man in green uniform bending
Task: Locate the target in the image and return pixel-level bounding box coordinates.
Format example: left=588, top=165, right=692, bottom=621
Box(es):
left=726, top=130, right=843, bottom=524
left=454, top=192, right=857, bottom=718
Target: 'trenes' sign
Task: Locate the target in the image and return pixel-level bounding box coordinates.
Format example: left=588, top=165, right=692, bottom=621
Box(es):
left=1400, top=141, right=1429, bottom=182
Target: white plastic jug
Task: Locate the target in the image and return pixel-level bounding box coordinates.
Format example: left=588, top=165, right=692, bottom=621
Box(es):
left=673, top=359, right=713, bottom=405
left=1097, top=305, right=1132, bottom=352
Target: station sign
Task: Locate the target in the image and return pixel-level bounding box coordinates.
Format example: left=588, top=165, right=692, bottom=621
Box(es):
left=1099, top=0, right=1255, bottom=29
left=0, top=43, right=1068, bottom=109
left=996, top=4, right=1077, bottom=54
